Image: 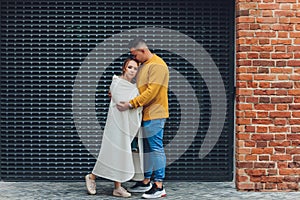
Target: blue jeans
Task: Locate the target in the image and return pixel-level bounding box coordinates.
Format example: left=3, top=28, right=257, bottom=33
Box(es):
left=142, top=119, right=166, bottom=182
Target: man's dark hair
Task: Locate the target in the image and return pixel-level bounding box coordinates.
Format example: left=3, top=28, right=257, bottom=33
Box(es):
left=128, top=37, right=148, bottom=49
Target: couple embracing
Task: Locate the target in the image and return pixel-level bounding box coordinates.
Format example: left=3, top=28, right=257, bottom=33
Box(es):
left=85, top=38, right=169, bottom=199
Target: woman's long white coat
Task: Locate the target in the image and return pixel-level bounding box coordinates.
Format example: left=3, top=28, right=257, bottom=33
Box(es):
left=92, top=75, right=144, bottom=182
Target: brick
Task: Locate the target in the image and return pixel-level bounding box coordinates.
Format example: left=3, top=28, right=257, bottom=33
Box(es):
left=276, top=0, right=297, bottom=3
left=254, top=89, right=276, bottom=95
left=271, top=155, right=292, bottom=161
left=261, top=176, right=283, bottom=183
left=279, top=17, right=290, bottom=24
left=271, top=97, right=293, bottom=103
left=237, top=103, right=253, bottom=110
left=245, top=154, right=257, bottom=161
left=275, top=147, right=286, bottom=153
left=254, top=104, right=275, bottom=110
left=287, top=183, right=300, bottom=191
left=251, top=46, right=274, bottom=52
left=237, top=133, right=250, bottom=140
left=287, top=134, right=300, bottom=140
left=257, top=126, right=268, bottom=133
left=290, top=17, right=300, bottom=23
left=259, top=97, right=270, bottom=103
left=271, top=82, right=293, bottom=88
left=269, top=111, right=291, bottom=118
left=237, top=74, right=253, bottom=80
left=276, top=104, right=288, bottom=110
left=275, top=134, right=286, bottom=140
left=258, top=67, right=269, bottom=73
left=277, top=32, right=289, bottom=38
left=257, top=17, right=278, bottom=24
left=287, top=46, right=300, bottom=52
left=271, top=39, right=292, bottom=45
left=245, top=125, right=255, bottom=132
left=274, top=45, right=287, bottom=51
left=294, top=156, right=300, bottom=161
left=271, top=53, right=293, bottom=59
left=254, top=162, right=275, bottom=168
left=255, top=30, right=276, bottom=38
left=252, top=148, right=274, bottom=154
left=290, top=75, right=300, bottom=81
left=251, top=134, right=274, bottom=141
left=246, top=97, right=259, bottom=103
left=262, top=10, right=273, bottom=17
left=237, top=161, right=254, bottom=168
left=278, top=162, right=288, bottom=168
left=267, top=169, right=278, bottom=175
left=259, top=39, right=270, bottom=45
left=276, top=90, right=288, bottom=95
left=237, top=147, right=251, bottom=154
left=292, top=112, right=300, bottom=117
left=289, top=119, right=300, bottom=125
left=286, top=148, right=300, bottom=154
left=259, top=155, right=270, bottom=161
left=237, top=31, right=255, bottom=38
left=279, top=169, right=300, bottom=175
left=289, top=104, right=300, bottom=110
left=269, top=141, right=291, bottom=147
left=290, top=32, right=300, bottom=38
left=236, top=175, right=249, bottom=182
left=288, top=89, right=300, bottom=96
left=253, top=61, right=275, bottom=67
left=245, top=169, right=266, bottom=176
left=270, top=67, right=292, bottom=73
left=294, top=38, right=300, bottom=45
left=236, top=183, right=255, bottom=190
left=237, top=16, right=256, bottom=23
left=275, top=61, right=287, bottom=67
left=278, top=183, right=289, bottom=190
left=244, top=111, right=257, bottom=118
left=274, top=119, right=287, bottom=125
left=291, top=127, right=300, bottom=133
left=258, top=4, right=280, bottom=10
left=288, top=60, right=300, bottom=67
left=274, top=10, right=295, bottom=17
left=254, top=74, right=276, bottom=80
left=250, top=24, right=260, bottom=30
left=236, top=118, right=252, bottom=125
left=283, top=176, right=300, bottom=182
left=236, top=89, right=253, bottom=96
left=264, top=183, right=277, bottom=190
left=248, top=81, right=258, bottom=88
left=258, top=82, right=270, bottom=88
left=236, top=24, right=250, bottom=31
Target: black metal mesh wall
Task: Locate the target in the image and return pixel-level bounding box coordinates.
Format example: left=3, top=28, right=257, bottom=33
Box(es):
left=0, top=0, right=234, bottom=181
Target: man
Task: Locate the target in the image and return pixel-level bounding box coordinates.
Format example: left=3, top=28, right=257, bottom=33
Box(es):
left=117, top=37, right=169, bottom=199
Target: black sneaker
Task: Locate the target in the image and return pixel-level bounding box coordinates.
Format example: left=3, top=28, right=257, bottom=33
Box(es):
left=142, top=183, right=166, bottom=199
left=127, top=181, right=152, bottom=193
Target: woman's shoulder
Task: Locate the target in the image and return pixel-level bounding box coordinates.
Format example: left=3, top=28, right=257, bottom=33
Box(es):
left=112, top=74, right=120, bottom=80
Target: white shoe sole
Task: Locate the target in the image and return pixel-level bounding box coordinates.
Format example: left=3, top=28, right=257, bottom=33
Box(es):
left=142, top=189, right=166, bottom=199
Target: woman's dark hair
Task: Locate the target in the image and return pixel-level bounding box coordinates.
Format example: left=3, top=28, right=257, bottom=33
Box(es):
left=122, top=58, right=139, bottom=75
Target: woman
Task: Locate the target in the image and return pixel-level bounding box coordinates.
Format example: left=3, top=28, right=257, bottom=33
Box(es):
left=85, top=58, right=143, bottom=198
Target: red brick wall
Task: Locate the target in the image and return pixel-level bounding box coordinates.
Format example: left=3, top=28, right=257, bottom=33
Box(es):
left=236, top=0, right=300, bottom=191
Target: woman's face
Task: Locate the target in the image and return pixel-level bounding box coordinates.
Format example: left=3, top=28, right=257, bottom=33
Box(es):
left=124, top=60, right=138, bottom=81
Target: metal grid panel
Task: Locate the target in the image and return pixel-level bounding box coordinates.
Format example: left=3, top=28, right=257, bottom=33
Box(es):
left=0, top=0, right=234, bottom=181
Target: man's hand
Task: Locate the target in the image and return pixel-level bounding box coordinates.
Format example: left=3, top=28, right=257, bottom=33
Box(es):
left=116, top=101, right=131, bottom=111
